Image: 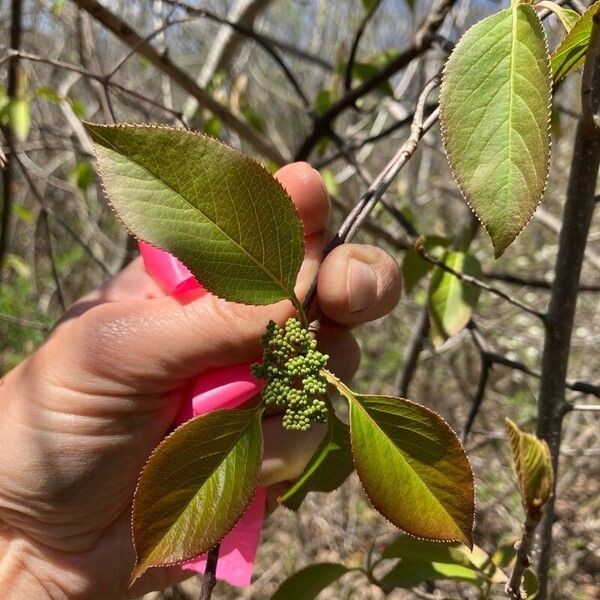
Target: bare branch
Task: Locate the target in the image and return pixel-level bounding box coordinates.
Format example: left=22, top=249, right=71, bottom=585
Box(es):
left=71, top=0, right=285, bottom=162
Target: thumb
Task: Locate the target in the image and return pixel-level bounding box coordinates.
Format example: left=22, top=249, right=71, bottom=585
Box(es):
left=61, top=237, right=323, bottom=392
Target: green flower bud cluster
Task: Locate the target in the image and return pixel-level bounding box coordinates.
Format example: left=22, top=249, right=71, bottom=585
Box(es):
left=252, top=318, right=329, bottom=431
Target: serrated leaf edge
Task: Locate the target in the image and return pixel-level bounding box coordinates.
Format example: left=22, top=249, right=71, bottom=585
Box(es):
left=439, top=5, right=552, bottom=258
left=129, top=408, right=263, bottom=584
left=84, top=122, right=304, bottom=307
left=322, top=370, right=475, bottom=548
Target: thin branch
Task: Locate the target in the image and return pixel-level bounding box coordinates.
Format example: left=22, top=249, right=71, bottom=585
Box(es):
left=39, top=210, right=66, bottom=312
left=302, top=77, right=440, bottom=312
left=534, top=14, right=600, bottom=597
left=199, top=544, right=221, bottom=600
left=462, top=354, right=492, bottom=441
left=162, top=0, right=309, bottom=106
left=295, top=0, right=456, bottom=160
left=344, top=0, right=383, bottom=92
left=483, top=269, right=600, bottom=292
left=567, top=403, right=600, bottom=412
left=506, top=515, right=538, bottom=600
left=0, top=48, right=187, bottom=126
left=419, top=248, right=546, bottom=320
left=394, top=305, right=430, bottom=397
left=72, top=0, right=285, bottom=162
left=0, top=312, right=49, bottom=332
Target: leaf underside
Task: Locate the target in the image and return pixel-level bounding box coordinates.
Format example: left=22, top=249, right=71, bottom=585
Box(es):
left=440, top=5, right=552, bottom=257
left=551, top=0, right=600, bottom=82
left=428, top=251, right=482, bottom=349
left=131, top=409, right=262, bottom=581
left=324, top=371, right=474, bottom=547
left=85, top=123, right=304, bottom=306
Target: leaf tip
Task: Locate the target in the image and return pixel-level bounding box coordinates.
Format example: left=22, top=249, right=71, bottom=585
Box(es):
left=128, top=561, right=148, bottom=588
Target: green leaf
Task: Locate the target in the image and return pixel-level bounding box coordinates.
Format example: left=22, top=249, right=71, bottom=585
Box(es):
left=440, top=5, right=552, bottom=257
left=85, top=123, right=304, bottom=306
left=35, top=87, right=63, bottom=103
left=535, top=1, right=580, bottom=31
left=131, top=408, right=263, bottom=581
left=428, top=251, right=481, bottom=349
left=382, top=537, right=506, bottom=588
left=324, top=371, right=474, bottom=546
left=402, top=235, right=449, bottom=294
left=69, top=160, right=95, bottom=194
left=505, top=418, right=553, bottom=519
left=7, top=98, right=30, bottom=142
left=551, top=1, right=600, bottom=82
left=523, top=567, right=539, bottom=599
left=272, top=563, right=352, bottom=600
left=279, top=412, right=354, bottom=510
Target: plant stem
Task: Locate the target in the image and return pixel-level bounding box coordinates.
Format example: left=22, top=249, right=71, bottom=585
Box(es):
left=534, top=14, right=600, bottom=598
left=506, top=514, right=538, bottom=600
left=199, top=543, right=220, bottom=600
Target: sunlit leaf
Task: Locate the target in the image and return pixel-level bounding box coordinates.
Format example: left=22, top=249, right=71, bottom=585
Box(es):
left=279, top=412, right=354, bottom=510
left=505, top=418, right=553, bottom=519
left=131, top=408, right=263, bottom=581
left=272, top=563, right=352, bottom=600
left=551, top=1, right=600, bottom=81
left=536, top=1, right=579, bottom=32
left=440, top=5, right=552, bottom=257
left=428, top=251, right=481, bottom=349
left=324, top=371, right=474, bottom=546
left=85, top=123, right=304, bottom=306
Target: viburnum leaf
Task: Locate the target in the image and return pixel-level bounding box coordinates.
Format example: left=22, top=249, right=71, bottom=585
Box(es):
left=323, top=371, right=474, bottom=547
left=279, top=411, right=354, bottom=510
left=130, top=408, right=263, bottom=582
left=505, top=418, right=553, bottom=520
left=440, top=4, right=552, bottom=257
left=551, top=0, right=600, bottom=82
left=428, top=251, right=482, bottom=349
left=85, top=123, right=304, bottom=306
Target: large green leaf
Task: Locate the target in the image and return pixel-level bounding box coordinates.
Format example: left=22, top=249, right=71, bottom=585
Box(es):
left=506, top=418, right=553, bottom=519
left=440, top=5, right=552, bottom=257
left=324, top=371, right=474, bottom=546
left=428, top=251, right=481, bottom=349
left=272, top=563, right=352, bottom=600
left=131, top=408, right=263, bottom=581
left=551, top=1, right=600, bottom=82
left=279, top=412, right=354, bottom=510
left=85, top=123, right=304, bottom=306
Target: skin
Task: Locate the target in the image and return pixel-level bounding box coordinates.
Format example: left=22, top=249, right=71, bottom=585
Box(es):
left=0, top=163, right=401, bottom=599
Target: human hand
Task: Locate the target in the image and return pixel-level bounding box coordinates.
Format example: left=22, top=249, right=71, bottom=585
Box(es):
left=0, top=163, right=401, bottom=598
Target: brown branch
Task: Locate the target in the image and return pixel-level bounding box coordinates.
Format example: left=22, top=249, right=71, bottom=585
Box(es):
left=0, top=0, right=22, bottom=282
left=506, top=515, right=539, bottom=600
left=483, top=269, right=600, bottom=292
left=419, top=249, right=546, bottom=320
left=295, top=0, right=456, bottom=160
left=199, top=544, right=220, bottom=600
left=71, top=0, right=284, bottom=163
left=534, top=14, right=600, bottom=598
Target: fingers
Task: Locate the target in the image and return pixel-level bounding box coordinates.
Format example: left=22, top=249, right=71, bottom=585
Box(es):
left=317, top=244, right=402, bottom=325
left=275, top=163, right=331, bottom=237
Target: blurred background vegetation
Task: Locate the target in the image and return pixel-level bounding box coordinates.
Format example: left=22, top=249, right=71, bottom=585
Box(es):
left=0, top=0, right=598, bottom=598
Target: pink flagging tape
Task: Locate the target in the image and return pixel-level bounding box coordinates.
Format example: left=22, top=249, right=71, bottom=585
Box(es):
left=140, top=242, right=265, bottom=587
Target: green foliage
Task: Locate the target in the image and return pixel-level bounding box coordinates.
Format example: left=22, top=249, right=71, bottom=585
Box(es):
left=551, top=0, right=600, bottom=81
left=130, top=408, right=263, bottom=582
left=272, top=563, right=352, bottom=600
left=252, top=318, right=329, bottom=430
left=440, top=4, right=552, bottom=257
left=69, top=160, right=95, bottom=195
left=428, top=251, right=481, bottom=349
left=536, top=1, right=580, bottom=32
left=279, top=412, right=353, bottom=510
left=85, top=123, right=304, bottom=307
left=505, top=418, right=553, bottom=520
left=323, top=371, right=475, bottom=546
left=380, top=536, right=507, bottom=590
left=6, top=98, right=31, bottom=142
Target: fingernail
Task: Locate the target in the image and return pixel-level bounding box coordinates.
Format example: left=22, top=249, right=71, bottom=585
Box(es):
left=348, top=259, right=377, bottom=313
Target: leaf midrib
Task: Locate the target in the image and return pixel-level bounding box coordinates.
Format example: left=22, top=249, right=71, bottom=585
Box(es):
left=92, top=126, right=296, bottom=301
left=351, top=397, right=465, bottom=539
